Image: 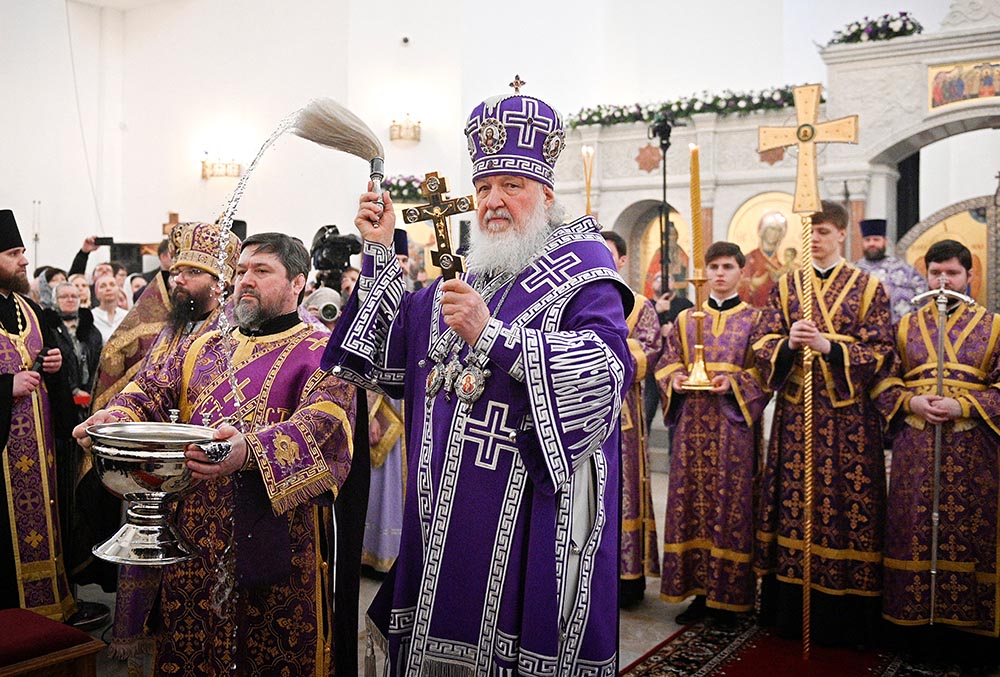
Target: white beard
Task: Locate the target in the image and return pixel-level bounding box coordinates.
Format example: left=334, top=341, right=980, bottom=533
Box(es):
left=464, top=198, right=554, bottom=276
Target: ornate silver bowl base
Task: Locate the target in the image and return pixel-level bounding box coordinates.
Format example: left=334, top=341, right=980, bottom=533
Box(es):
left=88, top=421, right=217, bottom=566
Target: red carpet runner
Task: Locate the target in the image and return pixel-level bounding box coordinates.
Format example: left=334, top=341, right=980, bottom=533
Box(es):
left=622, top=618, right=966, bottom=676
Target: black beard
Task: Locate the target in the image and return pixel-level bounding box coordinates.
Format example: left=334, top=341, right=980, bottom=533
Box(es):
left=168, top=289, right=209, bottom=331
left=0, top=271, right=30, bottom=295
left=863, top=248, right=887, bottom=262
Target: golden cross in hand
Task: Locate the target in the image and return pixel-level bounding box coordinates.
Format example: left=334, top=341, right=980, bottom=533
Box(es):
left=509, top=74, right=526, bottom=94
left=758, top=84, right=858, bottom=213
left=402, top=172, right=476, bottom=280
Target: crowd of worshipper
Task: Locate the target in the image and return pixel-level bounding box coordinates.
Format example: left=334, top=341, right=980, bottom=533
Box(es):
left=1, top=81, right=997, bottom=677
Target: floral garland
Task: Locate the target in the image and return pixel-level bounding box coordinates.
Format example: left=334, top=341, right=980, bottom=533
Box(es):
left=568, top=85, right=808, bottom=129
left=827, top=11, right=922, bottom=46
left=383, top=174, right=424, bottom=203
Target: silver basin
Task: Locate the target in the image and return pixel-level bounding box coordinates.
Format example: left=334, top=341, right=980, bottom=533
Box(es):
left=89, top=421, right=216, bottom=566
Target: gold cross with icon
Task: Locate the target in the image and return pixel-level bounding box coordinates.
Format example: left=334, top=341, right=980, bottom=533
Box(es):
left=402, top=172, right=476, bottom=280
left=757, top=84, right=858, bottom=213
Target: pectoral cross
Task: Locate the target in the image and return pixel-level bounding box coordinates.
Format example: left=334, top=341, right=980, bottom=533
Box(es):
left=758, top=84, right=858, bottom=214
left=402, top=172, right=476, bottom=280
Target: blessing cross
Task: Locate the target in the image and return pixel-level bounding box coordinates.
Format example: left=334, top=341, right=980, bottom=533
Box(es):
left=402, top=172, right=476, bottom=280
left=757, top=83, right=858, bottom=214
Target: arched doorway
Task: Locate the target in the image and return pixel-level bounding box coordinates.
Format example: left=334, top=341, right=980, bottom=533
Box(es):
left=612, top=200, right=691, bottom=299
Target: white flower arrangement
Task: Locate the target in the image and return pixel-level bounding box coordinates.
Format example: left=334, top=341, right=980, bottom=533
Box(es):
left=827, top=11, right=922, bottom=46
left=383, top=175, right=424, bottom=203
left=567, top=85, right=807, bottom=129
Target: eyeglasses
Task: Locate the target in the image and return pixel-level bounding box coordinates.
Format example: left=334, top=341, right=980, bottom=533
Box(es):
left=172, top=267, right=210, bottom=280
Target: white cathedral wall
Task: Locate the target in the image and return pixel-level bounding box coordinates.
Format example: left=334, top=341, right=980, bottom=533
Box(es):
left=0, top=0, right=989, bottom=275
left=0, top=1, right=124, bottom=273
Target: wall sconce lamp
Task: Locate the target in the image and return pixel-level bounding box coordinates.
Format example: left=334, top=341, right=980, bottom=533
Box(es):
left=581, top=145, right=595, bottom=215
left=201, top=156, right=243, bottom=179
left=389, top=114, right=421, bottom=144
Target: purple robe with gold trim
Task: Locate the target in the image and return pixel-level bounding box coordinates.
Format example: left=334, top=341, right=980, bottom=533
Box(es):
left=873, top=302, right=1000, bottom=636
left=0, top=295, right=75, bottom=620
left=105, top=321, right=355, bottom=675
left=323, top=216, right=632, bottom=676
left=751, top=263, right=893, bottom=603
left=656, top=301, right=769, bottom=611
left=621, top=295, right=662, bottom=587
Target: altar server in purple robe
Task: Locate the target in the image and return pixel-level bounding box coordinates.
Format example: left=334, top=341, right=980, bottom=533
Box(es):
left=656, top=241, right=769, bottom=626
left=0, top=208, right=73, bottom=621
left=75, top=232, right=356, bottom=676
left=323, top=84, right=633, bottom=675
left=601, top=230, right=662, bottom=608
left=750, top=200, right=894, bottom=647
left=874, top=239, right=1000, bottom=672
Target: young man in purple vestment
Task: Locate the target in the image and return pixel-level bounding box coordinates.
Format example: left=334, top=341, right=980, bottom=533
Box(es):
left=873, top=239, right=1000, bottom=673
left=656, top=241, right=770, bottom=627
left=75, top=232, right=357, bottom=676
left=749, top=200, right=894, bottom=647
left=0, top=209, right=75, bottom=622
left=601, top=230, right=662, bottom=609
left=323, top=85, right=633, bottom=675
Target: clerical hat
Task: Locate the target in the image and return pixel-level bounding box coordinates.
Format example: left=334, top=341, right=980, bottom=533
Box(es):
left=171, top=222, right=241, bottom=282
left=859, top=219, right=887, bottom=238
left=0, top=210, right=25, bottom=253
left=464, top=81, right=565, bottom=189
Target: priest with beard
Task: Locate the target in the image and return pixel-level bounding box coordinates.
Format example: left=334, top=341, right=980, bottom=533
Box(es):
left=0, top=209, right=75, bottom=621
left=102, top=220, right=240, bottom=661
left=323, top=83, right=633, bottom=675
left=853, top=218, right=925, bottom=323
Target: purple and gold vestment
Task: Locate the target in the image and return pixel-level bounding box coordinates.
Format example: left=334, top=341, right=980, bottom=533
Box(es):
left=656, top=301, right=769, bottom=611
left=750, top=263, right=893, bottom=633
left=0, top=295, right=75, bottom=620
left=105, top=320, right=355, bottom=675
left=323, top=216, right=632, bottom=676
left=620, top=295, right=661, bottom=590
left=873, top=302, right=1000, bottom=636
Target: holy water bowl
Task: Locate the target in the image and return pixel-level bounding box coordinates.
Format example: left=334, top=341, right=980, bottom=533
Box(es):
left=88, top=421, right=226, bottom=566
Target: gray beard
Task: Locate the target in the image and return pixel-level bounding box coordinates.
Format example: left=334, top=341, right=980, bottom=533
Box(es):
left=464, top=200, right=553, bottom=276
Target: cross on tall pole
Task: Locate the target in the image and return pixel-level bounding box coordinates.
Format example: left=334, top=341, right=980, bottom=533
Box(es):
left=402, top=172, right=476, bottom=280
left=757, top=83, right=859, bottom=662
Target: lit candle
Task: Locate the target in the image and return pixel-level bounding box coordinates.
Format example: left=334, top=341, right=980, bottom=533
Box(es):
left=689, top=143, right=704, bottom=270
left=581, top=145, right=595, bottom=216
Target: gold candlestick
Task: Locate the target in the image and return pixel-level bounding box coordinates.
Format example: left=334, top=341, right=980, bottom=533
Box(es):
left=682, top=143, right=712, bottom=390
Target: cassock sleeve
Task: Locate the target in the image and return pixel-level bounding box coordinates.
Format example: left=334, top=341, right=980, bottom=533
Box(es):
left=749, top=281, right=793, bottom=391
left=821, top=277, right=894, bottom=403
left=957, top=312, right=1000, bottom=435
left=653, top=311, right=687, bottom=424
left=321, top=240, right=408, bottom=399
left=627, top=299, right=662, bottom=383
left=473, top=278, right=632, bottom=495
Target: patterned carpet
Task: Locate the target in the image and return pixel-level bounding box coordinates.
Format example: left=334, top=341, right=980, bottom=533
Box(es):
left=622, top=617, right=969, bottom=677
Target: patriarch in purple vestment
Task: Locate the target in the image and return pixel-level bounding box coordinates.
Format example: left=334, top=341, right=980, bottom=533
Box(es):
left=656, top=242, right=769, bottom=619
left=323, top=87, right=633, bottom=676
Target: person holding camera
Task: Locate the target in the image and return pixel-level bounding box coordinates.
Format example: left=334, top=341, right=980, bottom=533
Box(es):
left=304, top=286, right=343, bottom=331
left=0, top=209, right=75, bottom=621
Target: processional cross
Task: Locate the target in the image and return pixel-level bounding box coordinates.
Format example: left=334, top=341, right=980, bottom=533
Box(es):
left=756, top=83, right=858, bottom=661
left=403, top=172, right=476, bottom=280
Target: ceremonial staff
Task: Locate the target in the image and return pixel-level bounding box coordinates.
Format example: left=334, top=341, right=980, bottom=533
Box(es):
left=757, top=83, right=858, bottom=660
left=909, top=280, right=974, bottom=624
